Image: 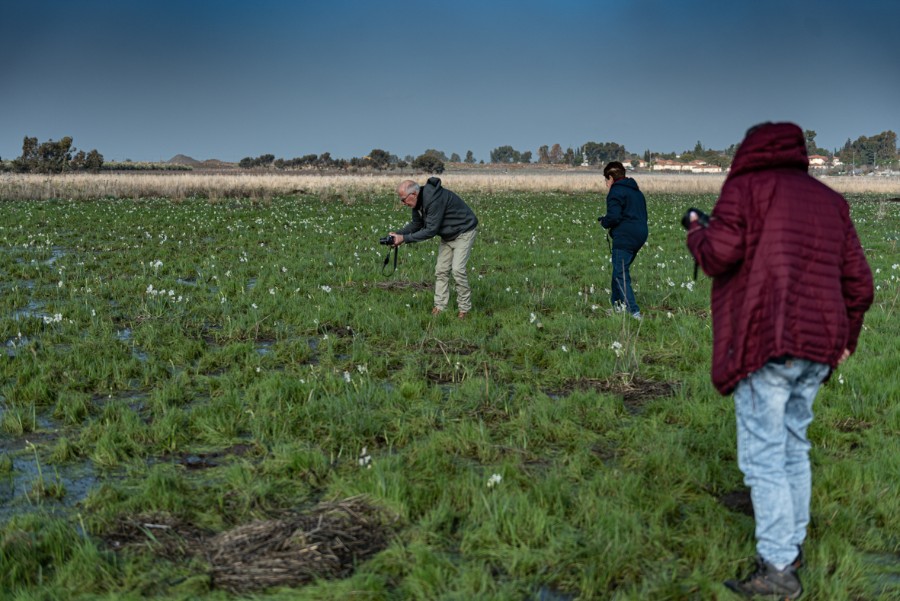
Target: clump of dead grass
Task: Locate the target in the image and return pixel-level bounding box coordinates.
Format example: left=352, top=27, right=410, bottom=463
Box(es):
left=101, top=496, right=399, bottom=594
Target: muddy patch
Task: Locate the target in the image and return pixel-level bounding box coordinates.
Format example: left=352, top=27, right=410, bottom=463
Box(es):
left=166, top=444, right=258, bottom=471
left=545, top=375, right=678, bottom=412
left=102, top=512, right=210, bottom=560
left=423, top=338, right=479, bottom=356
left=317, top=323, right=355, bottom=338
left=834, top=417, right=873, bottom=432
left=718, top=488, right=753, bottom=516
left=370, top=280, right=431, bottom=291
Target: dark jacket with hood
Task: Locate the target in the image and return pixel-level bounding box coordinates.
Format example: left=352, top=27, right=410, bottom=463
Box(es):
left=396, top=177, right=478, bottom=243
left=686, top=122, right=873, bottom=395
left=600, top=177, right=649, bottom=252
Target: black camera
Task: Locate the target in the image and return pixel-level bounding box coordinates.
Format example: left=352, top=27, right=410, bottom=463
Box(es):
left=379, top=235, right=395, bottom=246
left=681, top=207, right=711, bottom=230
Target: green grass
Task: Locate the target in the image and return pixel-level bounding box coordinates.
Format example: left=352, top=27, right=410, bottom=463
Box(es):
left=0, top=192, right=897, bottom=600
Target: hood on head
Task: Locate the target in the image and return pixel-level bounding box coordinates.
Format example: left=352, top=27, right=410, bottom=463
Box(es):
left=729, top=122, right=808, bottom=179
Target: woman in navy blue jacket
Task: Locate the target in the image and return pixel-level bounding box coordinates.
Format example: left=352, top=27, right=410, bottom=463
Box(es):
left=599, top=161, right=648, bottom=318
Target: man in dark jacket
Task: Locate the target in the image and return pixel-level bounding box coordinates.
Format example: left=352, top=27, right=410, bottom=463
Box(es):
left=599, top=161, right=648, bottom=318
left=390, top=178, right=478, bottom=318
left=685, top=122, right=873, bottom=599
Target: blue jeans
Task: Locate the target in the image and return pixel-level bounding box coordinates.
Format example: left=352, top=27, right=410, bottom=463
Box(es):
left=734, top=358, right=830, bottom=569
left=610, top=248, right=639, bottom=314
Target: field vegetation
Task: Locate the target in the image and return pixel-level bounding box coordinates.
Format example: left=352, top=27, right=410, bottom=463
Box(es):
left=2, top=171, right=900, bottom=203
left=0, top=189, right=898, bottom=599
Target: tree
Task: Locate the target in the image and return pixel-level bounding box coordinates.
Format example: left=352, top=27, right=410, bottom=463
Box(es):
left=14, top=136, right=76, bottom=173
left=803, top=129, right=829, bottom=157
left=413, top=152, right=444, bottom=174
left=450, top=152, right=461, bottom=163
left=84, top=149, right=104, bottom=172
left=804, top=130, right=817, bottom=155
left=367, top=148, right=391, bottom=170
left=490, top=145, right=530, bottom=163
left=464, top=150, right=475, bottom=164
left=549, top=144, right=563, bottom=164
left=537, top=145, right=550, bottom=164
left=581, top=141, right=628, bottom=166
left=422, top=149, right=448, bottom=162
left=838, top=131, right=898, bottom=168
left=13, top=136, right=39, bottom=172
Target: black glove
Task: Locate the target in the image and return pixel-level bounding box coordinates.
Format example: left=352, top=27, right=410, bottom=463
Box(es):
left=681, top=207, right=710, bottom=230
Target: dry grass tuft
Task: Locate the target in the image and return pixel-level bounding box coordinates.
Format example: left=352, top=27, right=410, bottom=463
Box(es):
left=3, top=171, right=898, bottom=200
left=101, top=496, right=399, bottom=594
left=208, top=496, right=397, bottom=593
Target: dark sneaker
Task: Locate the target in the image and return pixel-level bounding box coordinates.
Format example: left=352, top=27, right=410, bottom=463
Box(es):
left=792, top=546, right=804, bottom=570
left=724, top=557, right=803, bottom=599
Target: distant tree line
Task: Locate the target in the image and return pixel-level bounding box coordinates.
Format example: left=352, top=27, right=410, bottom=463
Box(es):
left=3, top=136, right=104, bottom=173
left=838, top=130, right=897, bottom=168
left=237, top=147, right=483, bottom=174
left=7, top=130, right=895, bottom=175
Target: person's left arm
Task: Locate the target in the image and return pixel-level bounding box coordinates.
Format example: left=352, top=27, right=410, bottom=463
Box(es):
left=600, top=191, right=624, bottom=229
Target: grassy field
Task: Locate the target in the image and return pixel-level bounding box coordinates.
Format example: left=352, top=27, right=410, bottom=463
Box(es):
left=0, top=190, right=898, bottom=600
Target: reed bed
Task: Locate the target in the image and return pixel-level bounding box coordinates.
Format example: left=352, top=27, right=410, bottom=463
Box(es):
left=3, top=170, right=899, bottom=201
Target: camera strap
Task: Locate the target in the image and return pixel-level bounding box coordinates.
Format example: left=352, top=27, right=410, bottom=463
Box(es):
left=382, top=245, right=398, bottom=276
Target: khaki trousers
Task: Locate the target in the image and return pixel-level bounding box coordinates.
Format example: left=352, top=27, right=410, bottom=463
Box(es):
left=434, top=227, right=477, bottom=312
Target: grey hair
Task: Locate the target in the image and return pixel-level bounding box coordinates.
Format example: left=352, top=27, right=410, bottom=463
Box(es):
left=400, top=181, right=420, bottom=196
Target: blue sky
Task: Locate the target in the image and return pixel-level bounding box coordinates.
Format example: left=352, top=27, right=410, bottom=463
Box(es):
left=2, top=0, right=898, bottom=163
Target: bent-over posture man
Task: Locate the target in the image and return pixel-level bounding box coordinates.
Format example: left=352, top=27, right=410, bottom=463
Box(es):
left=390, top=177, right=478, bottom=318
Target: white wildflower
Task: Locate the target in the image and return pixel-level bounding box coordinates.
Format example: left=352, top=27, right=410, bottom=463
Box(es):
left=343, top=370, right=351, bottom=383
left=321, top=285, right=332, bottom=293
left=486, top=473, right=502, bottom=488
left=358, top=446, right=372, bottom=468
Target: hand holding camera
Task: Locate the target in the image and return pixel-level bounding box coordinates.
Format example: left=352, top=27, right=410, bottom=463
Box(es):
left=379, top=235, right=395, bottom=246
left=681, top=207, right=711, bottom=230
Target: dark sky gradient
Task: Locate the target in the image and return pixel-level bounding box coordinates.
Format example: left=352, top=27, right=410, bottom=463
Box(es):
left=2, top=0, right=898, bottom=162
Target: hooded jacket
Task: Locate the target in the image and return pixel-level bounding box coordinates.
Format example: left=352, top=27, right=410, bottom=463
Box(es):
left=396, top=177, right=478, bottom=243
left=600, top=177, right=649, bottom=252
left=686, top=122, right=873, bottom=394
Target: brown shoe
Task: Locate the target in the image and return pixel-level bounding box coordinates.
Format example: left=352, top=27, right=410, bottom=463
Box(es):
left=432, top=307, right=443, bottom=315
left=457, top=311, right=467, bottom=319
left=724, top=557, right=803, bottom=599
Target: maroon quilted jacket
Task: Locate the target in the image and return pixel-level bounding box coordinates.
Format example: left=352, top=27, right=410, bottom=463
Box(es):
left=687, top=122, right=874, bottom=394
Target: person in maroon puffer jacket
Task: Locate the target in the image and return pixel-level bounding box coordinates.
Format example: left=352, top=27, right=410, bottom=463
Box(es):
left=685, top=122, right=873, bottom=599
